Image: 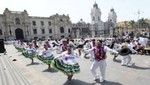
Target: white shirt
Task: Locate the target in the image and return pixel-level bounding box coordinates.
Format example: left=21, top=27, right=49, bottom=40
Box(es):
left=26, top=48, right=35, bottom=54
left=84, top=42, right=91, bottom=50
left=42, top=49, right=53, bottom=58
left=56, top=51, right=78, bottom=65
left=85, top=46, right=118, bottom=60
left=112, top=43, right=121, bottom=51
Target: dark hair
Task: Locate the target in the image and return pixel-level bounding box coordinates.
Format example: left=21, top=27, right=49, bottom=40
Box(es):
left=92, top=39, right=95, bottom=41
left=97, top=40, right=103, bottom=43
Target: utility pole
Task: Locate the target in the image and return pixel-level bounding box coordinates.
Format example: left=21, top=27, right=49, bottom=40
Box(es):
left=137, top=9, right=144, bottom=31
left=137, top=9, right=140, bottom=31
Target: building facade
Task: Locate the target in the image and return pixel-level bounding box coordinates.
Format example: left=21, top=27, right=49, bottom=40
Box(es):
left=72, top=19, right=91, bottom=38
left=90, top=2, right=104, bottom=37
left=90, top=2, right=117, bottom=38
left=72, top=2, right=118, bottom=38
left=0, top=8, right=72, bottom=40
left=0, top=2, right=117, bottom=40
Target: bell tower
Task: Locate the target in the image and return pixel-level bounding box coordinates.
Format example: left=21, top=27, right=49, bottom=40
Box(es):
left=91, top=2, right=101, bottom=24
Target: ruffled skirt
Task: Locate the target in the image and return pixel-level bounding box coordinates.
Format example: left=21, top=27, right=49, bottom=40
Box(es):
left=15, top=46, right=26, bottom=52
left=22, top=51, right=36, bottom=59
left=52, top=59, right=80, bottom=75
left=37, top=55, right=54, bottom=64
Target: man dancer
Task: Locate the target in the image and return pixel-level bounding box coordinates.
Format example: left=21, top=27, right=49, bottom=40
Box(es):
left=110, top=41, right=121, bottom=61
left=84, top=40, right=118, bottom=82
left=120, top=40, right=136, bottom=66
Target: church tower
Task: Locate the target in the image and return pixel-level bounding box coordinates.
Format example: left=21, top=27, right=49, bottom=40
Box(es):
left=90, top=2, right=104, bottom=37
left=91, top=2, right=101, bottom=24
left=108, top=8, right=117, bottom=37
left=108, top=8, right=117, bottom=27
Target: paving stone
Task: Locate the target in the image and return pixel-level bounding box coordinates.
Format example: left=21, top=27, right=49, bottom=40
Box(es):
left=1, top=44, right=150, bottom=85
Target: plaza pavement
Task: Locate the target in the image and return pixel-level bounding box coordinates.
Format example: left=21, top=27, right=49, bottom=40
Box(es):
left=0, top=44, right=150, bottom=85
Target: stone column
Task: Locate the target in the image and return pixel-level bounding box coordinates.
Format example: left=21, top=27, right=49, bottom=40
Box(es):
left=6, top=25, right=10, bottom=40
left=109, top=27, right=113, bottom=38
left=91, top=30, right=95, bottom=38
left=76, top=29, right=80, bottom=38
left=9, top=25, right=14, bottom=40
left=26, top=26, right=30, bottom=40
left=91, top=25, right=95, bottom=38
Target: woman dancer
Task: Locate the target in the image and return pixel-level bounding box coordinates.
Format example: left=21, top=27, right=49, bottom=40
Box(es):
left=53, top=44, right=80, bottom=81
left=15, top=40, right=26, bottom=52
left=22, top=43, right=36, bottom=63
left=60, top=40, right=67, bottom=53
left=37, top=44, right=54, bottom=69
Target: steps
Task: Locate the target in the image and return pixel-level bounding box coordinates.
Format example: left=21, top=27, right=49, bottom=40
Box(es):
left=0, top=54, right=30, bottom=85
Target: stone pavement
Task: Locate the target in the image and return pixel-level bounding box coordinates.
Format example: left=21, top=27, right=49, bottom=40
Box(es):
left=1, top=44, right=150, bottom=85
left=0, top=53, right=30, bottom=85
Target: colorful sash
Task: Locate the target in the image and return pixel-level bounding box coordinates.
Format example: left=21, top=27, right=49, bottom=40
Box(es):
left=62, top=44, right=67, bottom=51
left=94, top=47, right=106, bottom=61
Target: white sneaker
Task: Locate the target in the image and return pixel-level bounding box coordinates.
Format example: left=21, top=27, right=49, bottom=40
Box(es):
left=94, top=78, right=98, bottom=81
left=100, top=79, right=104, bottom=83
left=93, top=75, right=99, bottom=81
left=121, top=64, right=126, bottom=66
left=127, top=63, right=133, bottom=67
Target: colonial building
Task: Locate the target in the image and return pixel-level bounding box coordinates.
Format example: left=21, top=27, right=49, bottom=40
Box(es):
left=0, top=8, right=72, bottom=40
left=104, top=8, right=118, bottom=37
left=90, top=2, right=117, bottom=38
left=72, top=19, right=91, bottom=38
left=72, top=2, right=118, bottom=38
left=0, top=2, right=117, bottom=40
left=90, top=2, right=104, bottom=37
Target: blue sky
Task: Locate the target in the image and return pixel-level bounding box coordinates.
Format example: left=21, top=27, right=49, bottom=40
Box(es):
left=0, top=0, right=149, bottom=23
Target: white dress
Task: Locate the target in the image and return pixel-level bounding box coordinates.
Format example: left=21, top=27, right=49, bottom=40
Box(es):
left=56, top=51, right=78, bottom=65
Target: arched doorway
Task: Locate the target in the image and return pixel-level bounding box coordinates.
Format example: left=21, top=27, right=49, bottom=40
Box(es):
left=15, top=28, right=24, bottom=40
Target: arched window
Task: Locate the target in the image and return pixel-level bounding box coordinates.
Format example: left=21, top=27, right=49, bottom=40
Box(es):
left=60, top=19, right=63, bottom=22
left=68, top=29, right=70, bottom=33
left=0, top=29, right=2, bottom=35
left=15, top=18, right=20, bottom=25
left=60, top=27, right=64, bottom=33
left=109, top=19, right=112, bottom=22
left=93, top=17, right=95, bottom=21
left=98, top=17, right=100, bottom=21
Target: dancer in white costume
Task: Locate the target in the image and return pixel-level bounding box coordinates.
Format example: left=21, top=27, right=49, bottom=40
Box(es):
left=15, top=40, right=26, bottom=52
left=53, top=44, right=80, bottom=81
left=120, top=40, right=136, bottom=66
left=83, top=40, right=92, bottom=59
left=37, top=44, right=54, bottom=69
left=22, top=43, right=36, bottom=63
left=60, top=40, right=67, bottom=53
left=109, top=41, right=121, bottom=61
left=84, top=40, right=118, bottom=82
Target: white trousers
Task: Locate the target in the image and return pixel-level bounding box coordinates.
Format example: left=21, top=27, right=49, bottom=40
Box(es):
left=121, top=55, right=131, bottom=65
left=90, top=59, right=107, bottom=80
